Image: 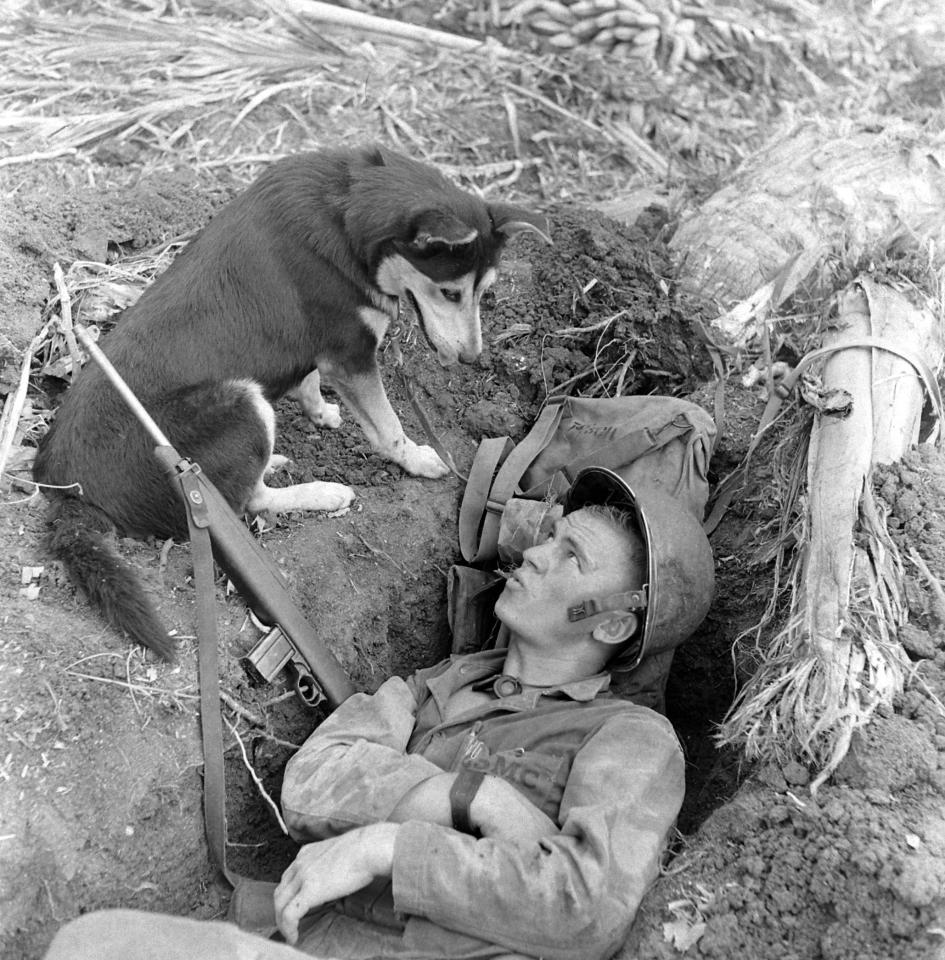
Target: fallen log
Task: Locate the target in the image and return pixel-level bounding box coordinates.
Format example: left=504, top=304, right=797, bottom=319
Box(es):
left=672, top=118, right=945, bottom=343
left=717, top=277, right=943, bottom=789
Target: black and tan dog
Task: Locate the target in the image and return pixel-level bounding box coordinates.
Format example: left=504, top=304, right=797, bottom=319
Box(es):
left=34, top=145, right=549, bottom=659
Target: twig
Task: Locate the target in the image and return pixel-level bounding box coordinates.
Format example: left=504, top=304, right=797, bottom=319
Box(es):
left=276, top=0, right=507, bottom=54
left=909, top=547, right=945, bottom=616
left=250, top=731, right=304, bottom=751
left=546, top=311, right=626, bottom=338
left=504, top=81, right=669, bottom=178
left=0, top=319, right=54, bottom=486
left=125, top=648, right=142, bottom=715
left=43, top=679, right=69, bottom=732
left=354, top=531, right=411, bottom=577
left=260, top=689, right=296, bottom=708
left=222, top=713, right=290, bottom=835
left=220, top=690, right=267, bottom=728
left=52, top=263, right=83, bottom=377
left=63, top=670, right=198, bottom=699
left=0, top=147, right=78, bottom=168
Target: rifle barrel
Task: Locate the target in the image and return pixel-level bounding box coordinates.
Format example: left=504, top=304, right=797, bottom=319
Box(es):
left=74, top=325, right=171, bottom=449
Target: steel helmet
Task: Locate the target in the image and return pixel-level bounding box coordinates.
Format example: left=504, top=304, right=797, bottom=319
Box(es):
left=563, top=466, right=715, bottom=671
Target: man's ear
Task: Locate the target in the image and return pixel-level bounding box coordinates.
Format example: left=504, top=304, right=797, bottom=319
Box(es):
left=591, top=611, right=639, bottom=646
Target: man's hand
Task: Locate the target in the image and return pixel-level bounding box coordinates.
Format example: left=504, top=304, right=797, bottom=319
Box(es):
left=274, top=823, right=398, bottom=945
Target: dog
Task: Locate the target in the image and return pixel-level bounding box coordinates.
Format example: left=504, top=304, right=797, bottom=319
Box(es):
left=34, top=144, right=550, bottom=660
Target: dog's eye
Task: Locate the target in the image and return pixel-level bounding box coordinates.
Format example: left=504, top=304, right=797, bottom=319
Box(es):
left=440, top=288, right=462, bottom=304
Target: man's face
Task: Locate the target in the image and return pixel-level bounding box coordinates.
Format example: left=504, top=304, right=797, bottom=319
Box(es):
left=494, top=508, right=638, bottom=644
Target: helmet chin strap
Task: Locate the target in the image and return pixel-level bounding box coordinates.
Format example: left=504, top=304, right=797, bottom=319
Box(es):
left=567, top=587, right=647, bottom=624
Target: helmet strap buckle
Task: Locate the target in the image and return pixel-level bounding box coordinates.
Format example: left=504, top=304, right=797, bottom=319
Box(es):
left=567, top=587, right=647, bottom=623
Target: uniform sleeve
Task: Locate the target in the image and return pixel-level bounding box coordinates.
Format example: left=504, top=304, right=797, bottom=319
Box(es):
left=391, top=708, right=685, bottom=960
left=280, top=674, right=444, bottom=841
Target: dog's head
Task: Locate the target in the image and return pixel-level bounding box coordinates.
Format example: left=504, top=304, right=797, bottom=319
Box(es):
left=355, top=148, right=551, bottom=366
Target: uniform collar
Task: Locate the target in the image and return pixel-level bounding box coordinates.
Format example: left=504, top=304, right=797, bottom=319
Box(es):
left=427, top=649, right=612, bottom=709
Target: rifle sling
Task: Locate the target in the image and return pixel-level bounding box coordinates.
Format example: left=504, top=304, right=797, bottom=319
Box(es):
left=180, top=467, right=293, bottom=937
left=179, top=467, right=238, bottom=890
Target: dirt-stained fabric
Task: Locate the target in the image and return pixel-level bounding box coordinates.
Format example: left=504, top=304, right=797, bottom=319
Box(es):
left=280, top=649, right=685, bottom=959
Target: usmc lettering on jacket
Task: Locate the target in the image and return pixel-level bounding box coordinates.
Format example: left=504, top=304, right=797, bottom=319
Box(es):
left=460, top=731, right=567, bottom=820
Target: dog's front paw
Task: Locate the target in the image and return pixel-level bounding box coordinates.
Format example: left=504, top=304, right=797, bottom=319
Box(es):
left=309, top=402, right=342, bottom=430
left=400, top=441, right=450, bottom=479
left=319, top=481, right=356, bottom=512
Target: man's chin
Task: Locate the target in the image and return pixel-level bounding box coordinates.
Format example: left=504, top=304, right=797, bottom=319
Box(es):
left=493, top=583, right=515, bottom=624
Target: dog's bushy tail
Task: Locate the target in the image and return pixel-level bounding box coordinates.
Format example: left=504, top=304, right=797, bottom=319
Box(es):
left=47, top=498, right=176, bottom=661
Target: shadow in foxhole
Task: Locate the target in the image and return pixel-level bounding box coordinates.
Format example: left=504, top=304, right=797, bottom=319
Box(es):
left=665, top=616, right=743, bottom=835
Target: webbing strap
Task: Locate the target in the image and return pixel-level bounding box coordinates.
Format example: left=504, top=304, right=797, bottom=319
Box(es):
left=180, top=468, right=236, bottom=890
left=459, top=400, right=567, bottom=563
left=458, top=436, right=514, bottom=562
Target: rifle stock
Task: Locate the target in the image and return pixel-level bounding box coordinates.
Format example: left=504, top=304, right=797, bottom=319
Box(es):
left=152, top=446, right=355, bottom=709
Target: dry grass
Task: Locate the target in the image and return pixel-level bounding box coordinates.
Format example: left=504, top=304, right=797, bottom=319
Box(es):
left=2, top=0, right=917, bottom=199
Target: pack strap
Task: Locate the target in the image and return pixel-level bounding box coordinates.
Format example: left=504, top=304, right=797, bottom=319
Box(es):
left=459, top=399, right=567, bottom=562
left=458, top=436, right=514, bottom=562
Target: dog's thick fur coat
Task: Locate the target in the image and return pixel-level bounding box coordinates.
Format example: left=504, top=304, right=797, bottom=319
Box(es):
left=34, top=145, right=549, bottom=659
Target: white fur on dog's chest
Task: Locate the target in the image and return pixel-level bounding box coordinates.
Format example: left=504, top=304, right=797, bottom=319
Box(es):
left=358, top=304, right=393, bottom=344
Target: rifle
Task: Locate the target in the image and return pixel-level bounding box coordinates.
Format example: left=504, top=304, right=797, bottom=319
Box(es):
left=75, top=325, right=355, bottom=710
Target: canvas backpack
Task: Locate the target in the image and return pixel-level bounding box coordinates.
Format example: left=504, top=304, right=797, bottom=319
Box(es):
left=449, top=394, right=716, bottom=711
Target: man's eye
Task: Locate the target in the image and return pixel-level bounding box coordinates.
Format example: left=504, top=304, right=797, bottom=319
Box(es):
left=440, top=288, right=461, bottom=303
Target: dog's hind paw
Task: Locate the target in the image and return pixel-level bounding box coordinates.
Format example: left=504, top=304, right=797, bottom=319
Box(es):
left=248, top=481, right=355, bottom=515
left=309, top=402, right=342, bottom=430
left=399, top=441, right=450, bottom=479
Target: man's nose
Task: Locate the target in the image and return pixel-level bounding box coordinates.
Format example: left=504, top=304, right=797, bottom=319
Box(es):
left=521, top=541, right=550, bottom=570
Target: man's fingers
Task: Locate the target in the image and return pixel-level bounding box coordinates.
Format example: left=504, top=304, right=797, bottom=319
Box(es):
left=274, top=868, right=307, bottom=945
left=275, top=895, right=304, bottom=945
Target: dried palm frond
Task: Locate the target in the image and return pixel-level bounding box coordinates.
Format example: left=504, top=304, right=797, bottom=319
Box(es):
left=719, top=480, right=909, bottom=792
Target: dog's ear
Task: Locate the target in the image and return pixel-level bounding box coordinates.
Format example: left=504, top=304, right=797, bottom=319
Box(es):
left=489, top=203, right=552, bottom=245
left=408, top=209, right=479, bottom=251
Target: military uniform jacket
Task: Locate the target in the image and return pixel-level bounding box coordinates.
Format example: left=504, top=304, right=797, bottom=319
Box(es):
left=281, top=649, right=685, bottom=960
